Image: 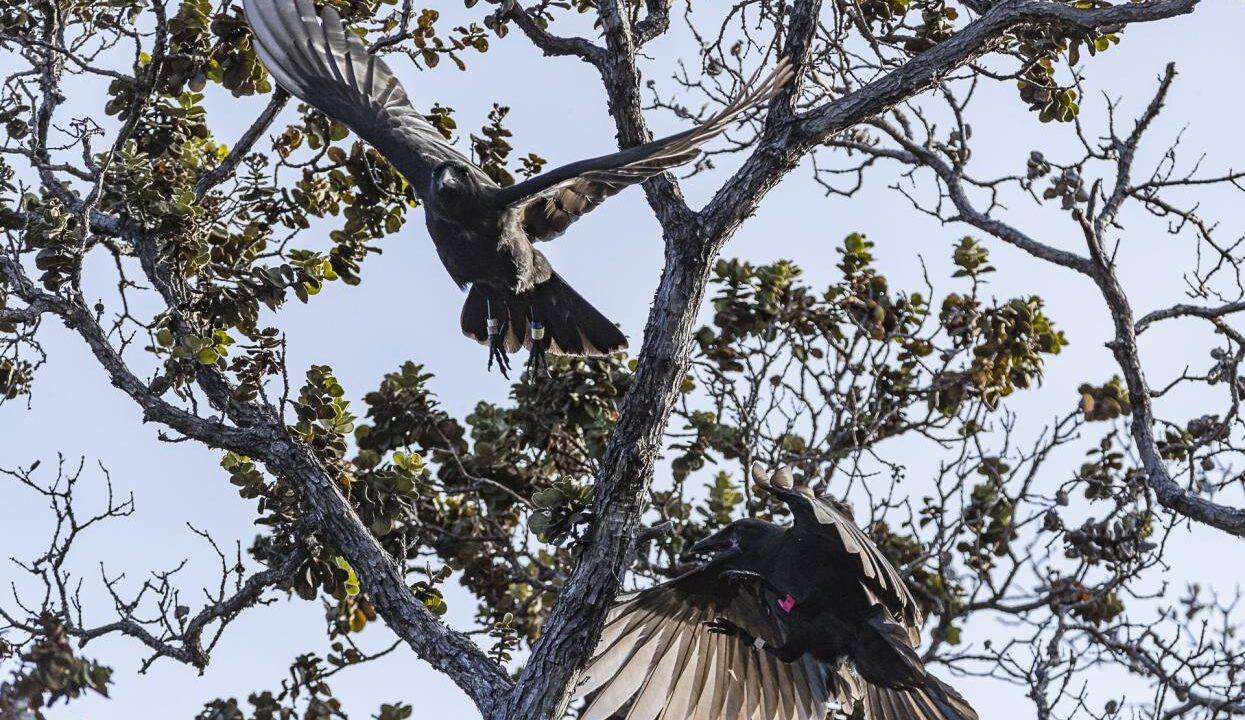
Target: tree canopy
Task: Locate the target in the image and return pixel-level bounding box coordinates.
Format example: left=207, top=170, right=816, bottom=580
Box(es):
left=3, top=0, right=1244, bottom=719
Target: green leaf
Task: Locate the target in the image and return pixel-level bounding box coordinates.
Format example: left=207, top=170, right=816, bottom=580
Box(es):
left=334, top=556, right=361, bottom=597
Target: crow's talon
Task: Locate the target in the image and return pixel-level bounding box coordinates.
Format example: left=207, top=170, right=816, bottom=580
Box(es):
left=526, top=321, right=548, bottom=377
left=721, top=570, right=765, bottom=587
left=704, top=617, right=737, bottom=636
left=487, top=319, right=511, bottom=379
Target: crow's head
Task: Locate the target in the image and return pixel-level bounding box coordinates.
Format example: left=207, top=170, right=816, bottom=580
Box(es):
left=430, top=161, right=477, bottom=211
left=680, top=518, right=776, bottom=568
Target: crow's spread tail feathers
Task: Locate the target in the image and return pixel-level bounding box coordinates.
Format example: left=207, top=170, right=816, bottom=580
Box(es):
left=461, top=275, right=627, bottom=372
left=848, top=595, right=977, bottom=720
left=528, top=273, right=628, bottom=356
left=860, top=673, right=978, bottom=720
left=853, top=605, right=927, bottom=690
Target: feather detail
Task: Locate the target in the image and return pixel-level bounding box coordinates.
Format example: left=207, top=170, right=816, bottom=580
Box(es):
left=577, top=583, right=830, bottom=720
left=499, top=58, right=796, bottom=242
left=243, top=0, right=483, bottom=199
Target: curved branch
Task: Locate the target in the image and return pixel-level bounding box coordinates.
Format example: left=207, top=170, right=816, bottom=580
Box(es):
left=194, top=88, right=289, bottom=199
left=506, top=3, right=604, bottom=64
left=1135, top=301, right=1245, bottom=334
left=1083, top=215, right=1245, bottom=537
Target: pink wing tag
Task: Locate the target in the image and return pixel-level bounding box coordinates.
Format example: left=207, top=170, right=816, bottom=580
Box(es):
left=778, top=593, right=796, bottom=613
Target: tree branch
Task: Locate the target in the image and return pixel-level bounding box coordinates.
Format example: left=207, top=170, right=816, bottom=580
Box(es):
left=1135, top=301, right=1245, bottom=334
left=1075, top=65, right=1245, bottom=538
left=243, top=426, right=515, bottom=711
left=72, top=550, right=304, bottom=669
left=702, top=0, right=1200, bottom=240
left=194, top=88, right=289, bottom=199
left=505, top=3, right=604, bottom=64
left=589, top=0, right=693, bottom=229
left=633, top=0, right=671, bottom=46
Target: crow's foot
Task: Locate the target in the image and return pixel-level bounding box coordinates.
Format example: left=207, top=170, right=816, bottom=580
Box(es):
left=721, top=569, right=766, bottom=587
left=704, top=616, right=759, bottom=648
left=720, top=570, right=778, bottom=616
left=487, top=318, right=511, bottom=379
left=526, top=321, right=549, bottom=377
left=704, top=616, right=739, bottom=636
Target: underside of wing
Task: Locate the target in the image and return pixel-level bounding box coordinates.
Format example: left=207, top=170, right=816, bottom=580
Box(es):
left=515, top=158, right=690, bottom=242
left=243, top=0, right=479, bottom=198
left=576, top=583, right=833, bottom=720
left=502, top=58, right=795, bottom=242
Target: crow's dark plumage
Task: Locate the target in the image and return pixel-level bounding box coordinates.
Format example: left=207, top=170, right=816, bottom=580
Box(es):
left=575, top=465, right=978, bottom=720
left=243, top=0, right=794, bottom=374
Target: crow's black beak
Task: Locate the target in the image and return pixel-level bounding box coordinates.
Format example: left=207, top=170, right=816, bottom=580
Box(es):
left=680, top=532, right=737, bottom=565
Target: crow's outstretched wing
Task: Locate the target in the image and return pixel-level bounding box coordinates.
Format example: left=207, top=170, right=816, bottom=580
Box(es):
left=576, top=575, right=838, bottom=720
left=244, top=0, right=484, bottom=199
left=806, top=489, right=923, bottom=644
left=500, top=58, right=795, bottom=242
left=754, top=466, right=923, bottom=646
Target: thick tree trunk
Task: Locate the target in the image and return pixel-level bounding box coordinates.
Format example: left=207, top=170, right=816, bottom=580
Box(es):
left=501, top=213, right=716, bottom=718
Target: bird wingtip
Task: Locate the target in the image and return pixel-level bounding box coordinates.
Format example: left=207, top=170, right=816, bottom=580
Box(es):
left=750, top=463, right=796, bottom=491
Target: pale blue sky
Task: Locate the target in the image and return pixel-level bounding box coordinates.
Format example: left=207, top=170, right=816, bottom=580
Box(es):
left=3, top=2, right=1244, bottom=718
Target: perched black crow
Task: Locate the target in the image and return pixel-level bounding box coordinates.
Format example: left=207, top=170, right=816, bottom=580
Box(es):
left=243, top=0, right=794, bottom=376
left=575, top=465, right=978, bottom=720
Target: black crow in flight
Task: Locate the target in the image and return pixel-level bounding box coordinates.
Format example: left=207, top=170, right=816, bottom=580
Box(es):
left=575, top=465, right=978, bottom=720
left=243, top=0, right=794, bottom=376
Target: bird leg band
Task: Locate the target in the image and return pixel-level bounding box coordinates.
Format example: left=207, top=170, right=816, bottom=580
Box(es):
left=706, top=617, right=802, bottom=662
left=747, top=630, right=802, bottom=662
left=527, top=321, right=548, bottom=375
left=486, top=305, right=511, bottom=379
